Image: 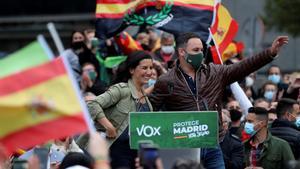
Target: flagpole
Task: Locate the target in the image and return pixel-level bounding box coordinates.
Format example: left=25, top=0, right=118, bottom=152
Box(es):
left=208, top=28, right=252, bottom=119
left=37, top=35, right=55, bottom=60
left=209, top=28, right=223, bottom=64
left=61, top=55, right=96, bottom=133
left=47, top=22, right=65, bottom=55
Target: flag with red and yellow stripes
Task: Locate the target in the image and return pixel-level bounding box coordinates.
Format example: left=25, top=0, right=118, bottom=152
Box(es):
left=96, top=0, right=214, bottom=42
left=210, top=3, right=238, bottom=64
left=114, top=31, right=143, bottom=55
left=0, top=58, right=88, bottom=155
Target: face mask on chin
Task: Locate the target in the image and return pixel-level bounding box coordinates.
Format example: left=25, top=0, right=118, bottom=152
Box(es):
left=161, top=45, right=174, bottom=54
left=184, top=51, right=204, bottom=70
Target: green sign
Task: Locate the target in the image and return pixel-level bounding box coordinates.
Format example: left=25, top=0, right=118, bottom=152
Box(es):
left=129, top=111, right=218, bottom=149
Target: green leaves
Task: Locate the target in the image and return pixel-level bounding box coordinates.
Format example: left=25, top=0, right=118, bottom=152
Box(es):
left=124, top=0, right=173, bottom=26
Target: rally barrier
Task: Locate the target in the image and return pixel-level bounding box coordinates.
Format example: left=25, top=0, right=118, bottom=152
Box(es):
left=129, top=111, right=219, bottom=149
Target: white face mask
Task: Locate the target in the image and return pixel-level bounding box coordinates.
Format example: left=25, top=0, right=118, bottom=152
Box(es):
left=161, top=45, right=174, bottom=54
left=245, top=76, right=254, bottom=87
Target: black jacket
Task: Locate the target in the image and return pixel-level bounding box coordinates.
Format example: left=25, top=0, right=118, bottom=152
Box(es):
left=270, top=119, right=300, bottom=159
left=220, top=132, right=244, bottom=169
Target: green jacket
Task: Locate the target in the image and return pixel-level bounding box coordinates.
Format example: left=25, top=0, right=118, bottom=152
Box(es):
left=244, top=131, right=295, bottom=169
left=87, top=79, right=153, bottom=146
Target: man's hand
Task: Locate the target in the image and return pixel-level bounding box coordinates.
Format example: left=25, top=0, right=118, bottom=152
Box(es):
left=271, top=36, right=289, bottom=56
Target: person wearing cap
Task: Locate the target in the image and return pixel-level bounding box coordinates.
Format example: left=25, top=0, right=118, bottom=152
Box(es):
left=243, top=107, right=294, bottom=169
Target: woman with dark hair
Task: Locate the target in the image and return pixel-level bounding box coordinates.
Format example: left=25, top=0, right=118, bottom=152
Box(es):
left=87, top=50, right=154, bottom=169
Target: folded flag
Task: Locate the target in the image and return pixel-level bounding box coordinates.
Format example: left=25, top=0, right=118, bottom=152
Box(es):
left=0, top=57, right=88, bottom=155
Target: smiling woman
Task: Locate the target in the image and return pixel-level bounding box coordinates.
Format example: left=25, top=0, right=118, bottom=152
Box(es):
left=86, top=50, right=154, bottom=169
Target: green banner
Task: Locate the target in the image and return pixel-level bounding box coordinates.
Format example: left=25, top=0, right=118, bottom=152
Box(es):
left=129, top=111, right=218, bottom=149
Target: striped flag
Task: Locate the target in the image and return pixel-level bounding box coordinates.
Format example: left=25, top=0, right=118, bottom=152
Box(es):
left=96, top=0, right=214, bottom=42
left=0, top=41, right=50, bottom=78
left=114, top=31, right=143, bottom=55
left=211, top=41, right=244, bottom=63
left=0, top=57, right=88, bottom=155
left=210, top=3, right=238, bottom=64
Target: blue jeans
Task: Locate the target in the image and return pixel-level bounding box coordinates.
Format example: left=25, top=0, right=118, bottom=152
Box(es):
left=201, top=146, right=225, bottom=169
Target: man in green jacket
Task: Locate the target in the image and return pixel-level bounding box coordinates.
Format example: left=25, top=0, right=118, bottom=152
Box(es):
left=243, top=107, right=294, bottom=169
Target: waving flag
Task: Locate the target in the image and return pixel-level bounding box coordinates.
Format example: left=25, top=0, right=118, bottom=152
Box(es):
left=0, top=41, right=50, bottom=78
left=210, top=3, right=238, bottom=64
left=96, top=0, right=214, bottom=42
left=114, top=31, right=143, bottom=55
left=0, top=57, right=89, bottom=155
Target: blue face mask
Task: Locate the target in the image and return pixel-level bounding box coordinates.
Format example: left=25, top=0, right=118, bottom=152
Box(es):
left=244, top=122, right=257, bottom=136
left=268, top=74, right=280, bottom=84
left=148, top=79, right=157, bottom=87
left=264, top=91, right=274, bottom=101
left=295, top=117, right=300, bottom=128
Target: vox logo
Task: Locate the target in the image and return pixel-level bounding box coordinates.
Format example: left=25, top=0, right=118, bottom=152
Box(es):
left=136, top=125, right=161, bottom=137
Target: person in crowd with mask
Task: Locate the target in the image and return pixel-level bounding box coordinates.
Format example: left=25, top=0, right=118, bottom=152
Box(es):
left=229, top=109, right=243, bottom=138
left=144, top=60, right=167, bottom=95
left=153, top=32, right=177, bottom=68
left=244, top=73, right=258, bottom=101
left=220, top=111, right=244, bottom=169
left=226, top=100, right=242, bottom=112
left=61, top=31, right=86, bottom=84
left=87, top=51, right=153, bottom=169
left=260, top=81, right=278, bottom=102
left=150, top=32, right=289, bottom=169
left=266, top=65, right=288, bottom=98
left=81, top=62, right=107, bottom=96
left=244, top=107, right=294, bottom=169
left=269, top=98, right=300, bottom=159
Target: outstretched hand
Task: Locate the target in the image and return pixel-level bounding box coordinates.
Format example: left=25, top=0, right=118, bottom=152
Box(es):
left=271, top=36, right=289, bottom=55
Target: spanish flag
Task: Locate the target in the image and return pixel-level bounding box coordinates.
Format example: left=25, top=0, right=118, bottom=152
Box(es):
left=211, top=41, right=244, bottom=63
left=114, top=31, right=143, bottom=55
left=96, top=0, right=214, bottom=42
left=0, top=41, right=50, bottom=78
left=210, top=3, right=238, bottom=64
left=0, top=57, right=88, bottom=155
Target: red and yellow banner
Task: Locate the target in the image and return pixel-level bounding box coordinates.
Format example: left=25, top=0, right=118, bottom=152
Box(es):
left=210, top=3, right=238, bottom=64
left=96, top=0, right=214, bottom=18
left=114, top=31, right=143, bottom=55
left=96, top=0, right=215, bottom=42
left=0, top=58, right=88, bottom=155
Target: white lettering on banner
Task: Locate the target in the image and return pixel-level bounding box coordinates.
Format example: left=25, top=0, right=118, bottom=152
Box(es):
left=173, top=120, right=210, bottom=139
left=136, top=125, right=161, bottom=137
left=154, top=14, right=174, bottom=28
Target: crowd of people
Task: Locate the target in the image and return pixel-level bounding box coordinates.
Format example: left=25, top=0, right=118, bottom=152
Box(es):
left=1, top=26, right=300, bottom=169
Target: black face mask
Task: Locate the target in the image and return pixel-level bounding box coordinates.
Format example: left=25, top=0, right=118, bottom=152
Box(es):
left=71, top=41, right=86, bottom=50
